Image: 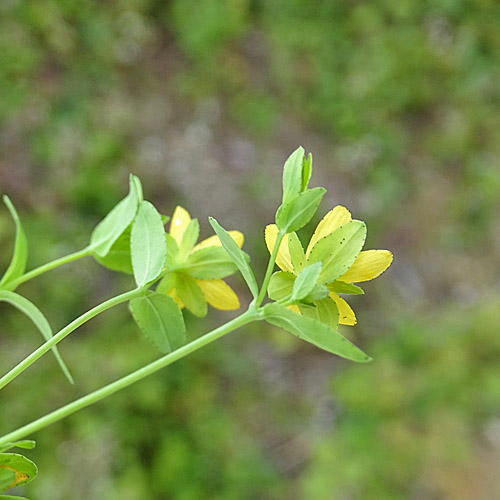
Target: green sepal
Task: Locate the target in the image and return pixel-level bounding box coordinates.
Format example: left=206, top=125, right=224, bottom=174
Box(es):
left=328, top=281, right=364, bottom=295
left=0, top=454, right=37, bottom=493
left=0, top=196, right=28, bottom=291
left=95, top=224, right=133, bottom=274
left=299, top=296, right=339, bottom=329
left=291, top=261, right=322, bottom=302
left=129, top=291, right=186, bottom=354
left=302, top=284, right=329, bottom=303
left=0, top=442, right=36, bottom=454
left=164, top=233, right=180, bottom=270
left=275, top=187, right=326, bottom=233
left=131, top=201, right=166, bottom=287
left=268, top=271, right=295, bottom=301
left=288, top=232, right=305, bottom=273
left=89, top=174, right=141, bottom=257
left=182, top=247, right=237, bottom=280
left=0, top=291, right=73, bottom=384
left=175, top=273, right=207, bottom=317
left=156, top=272, right=176, bottom=295
left=263, top=302, right=371, bottom=362
left=307, top=220, right=366, bottom=284
left=179, top=218, right=199, bottom=257
left=0, top=470, right=16, bottom=492
left=282, top=146, right=305, bottom=202
left=208, top=217, right=259, bottom=298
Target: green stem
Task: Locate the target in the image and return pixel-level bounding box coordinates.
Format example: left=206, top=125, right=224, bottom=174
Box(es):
left=6, top=247, right=92, bottom=290
left=255, top=230, right=285, bottom=307
left=0, top=288, right=144, bottom=390
left=0, top=309, right=258, bottom=446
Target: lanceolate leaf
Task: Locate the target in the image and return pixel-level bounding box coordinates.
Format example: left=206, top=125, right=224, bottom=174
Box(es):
left=0, top=442, right=36, bottom=454
left=209, top=217, right=259, bottom=298
left=301, top=153, right=313, bottom=192
left=0, top=291, right=73, bottom=384
left=291, top=261, right=322, bottom=302
left=282, top=146, right=305, bottom=202
left=275, top=187, right=326, bottom=233
left=89, top=174, right=141, bottom=257
left=0, top=454, right=38, bottom=493
left=131, top=201, right=166, bottom=287
left=0, top=196, right=28, bottom=290
left=95, top=224, right=133, bottom=274
left=307, top=220, right=367, bottom=285
left=182, top=247, right=237, bottom=280
left=129, top=291, right=186, bottom=354
left=263, top=302, right=371, bottom=362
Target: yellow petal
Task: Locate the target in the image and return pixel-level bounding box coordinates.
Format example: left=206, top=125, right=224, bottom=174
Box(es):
left=192, top=230, right=244, bottom=252
left=195, top=279, right=240, bottom=310
left=306, top=205, right=352, bottom=257
left=329, top=292, right=357, bottom=326
left=287, top=304, right=301, bottom=314
left=264, top=224, right=293, bottom=272
left=339, top=249, right=393, bottom=283
left=170, top=206, right=192, bottom=245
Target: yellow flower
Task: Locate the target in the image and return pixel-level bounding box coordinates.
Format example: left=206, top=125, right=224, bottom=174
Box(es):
left=265, top=205, right=392, bottom=326
left=159, top=206, right=244, bottom=316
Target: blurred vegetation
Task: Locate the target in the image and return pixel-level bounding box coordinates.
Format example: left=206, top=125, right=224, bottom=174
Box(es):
left=1, top=0, right=499, bottom=498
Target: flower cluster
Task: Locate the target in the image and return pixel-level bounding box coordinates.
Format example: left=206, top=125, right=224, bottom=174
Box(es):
left=265, top=205, right=392, bottom=327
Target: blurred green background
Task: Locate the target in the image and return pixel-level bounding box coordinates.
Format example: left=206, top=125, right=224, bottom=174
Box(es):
left=1, top=1, right=500, bottom=499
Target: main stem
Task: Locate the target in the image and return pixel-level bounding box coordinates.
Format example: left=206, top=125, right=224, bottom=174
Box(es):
left=6, top=247, right=92, bottom=290
left=0, top=288, right=144, bottom=390
left=255, top=230, right=285, bottom=307
left=0, top=309, right=258, bottom=446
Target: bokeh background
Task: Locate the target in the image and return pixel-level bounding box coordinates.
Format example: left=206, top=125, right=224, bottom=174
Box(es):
left=1, top=1, right=500, bottom=499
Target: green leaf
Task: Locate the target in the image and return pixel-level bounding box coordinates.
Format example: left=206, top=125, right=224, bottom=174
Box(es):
left=208, top=217, right=259, bottom=298
left=275, top=187, right=326, bottom=233
left=328, top=281, right=364, bottom=295
left=95, top=224, right=133, bottom=274
left=282, top=146, right=305, bottom=202
left=288, top=232, right=305, bottom=273
left=263, top=303, right=371, bottom=362
left=308, top=220, right=367, bottom=284
left=0, top=196, right=28, bottom=291
left=90, top=174, right=141, bottom=257
left=129, top=291, right=186, bottom=354
left=303, top=284, right=329, bottom=303
left=301, top=153, right=313, bottom=192
left=131, top=201, right=166, bottom=287
left=0, top=442, right=36, bottom=454
left=175, top=274, right=207, bottom=317
left=0, top=496, right=30, bottom=499
left=0, top=454, right=37, bottom=493
left=0, top=291, right=73, bottom=384
left=291, top=262, right=322, bottom=302
left=179, top=218, right=199, bottom=256
left=268, top=271, right=295, bottom=301
left=182, top=247, right=237, bottom=280
left=299, top=296, right=339, bottom=329
left=0, top=470, right=16, bottom=492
